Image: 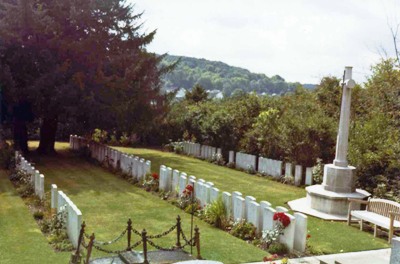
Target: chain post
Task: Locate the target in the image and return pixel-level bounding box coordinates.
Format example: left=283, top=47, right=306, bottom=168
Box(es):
left=142, top=229, right=149, bottom=264
left=127, top=218, right=132, bottom=251
left=85, top=233, right=95, bottom=264
left=176, top=215, right=181, bottom=247
left=195, top=226, right=202, bottom=260
left=70, top=222, right=85, bottom=264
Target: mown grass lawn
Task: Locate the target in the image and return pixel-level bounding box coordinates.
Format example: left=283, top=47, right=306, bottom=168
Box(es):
left=115, top=146, right=390, bottom=255
left=28, top=142, right=268, bottom=263
left=0, top=170, right=70, bottom=264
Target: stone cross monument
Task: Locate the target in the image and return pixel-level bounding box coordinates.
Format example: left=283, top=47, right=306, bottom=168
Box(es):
left=289, top=66, right=370, bottom=219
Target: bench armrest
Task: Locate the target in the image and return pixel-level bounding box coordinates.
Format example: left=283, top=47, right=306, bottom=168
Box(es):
left=348, top=198, right=369, bottom=205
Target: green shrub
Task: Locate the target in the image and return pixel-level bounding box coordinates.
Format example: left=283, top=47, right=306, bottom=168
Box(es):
left=268, top=242, right=288, bottom=255
left=92, top=128, right=108, bottom=143
left=17, top=184, right=34, bottom=198
left=230, top=219, right=257, bottom=240
left=312, top=158, right=324, bottom=184
left=119, top=132, right=130, bottom=146
left=226, top=162, right=235, bottom=169
left=202, top=197, right=227, bottom=228
left=33, top=210, right=44, bottom=220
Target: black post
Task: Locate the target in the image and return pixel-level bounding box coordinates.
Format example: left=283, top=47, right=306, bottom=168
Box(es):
left=127, top=218, right=132, bottom=251
left=85, top=233, right=95, bottom=264
left=142, top=229, right=149, bottom=264
left=176, top=215, right=181, bottom=247
left=195, top=226, right=202, bottom=260
left=190, top=181, right=195, bottom=255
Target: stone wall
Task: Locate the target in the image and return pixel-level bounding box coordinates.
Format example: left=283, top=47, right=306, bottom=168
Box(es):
left=235, top=152, right=257, bottom=171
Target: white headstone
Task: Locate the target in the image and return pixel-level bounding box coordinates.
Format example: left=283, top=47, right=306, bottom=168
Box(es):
left=285, top=163, right=292, bottom=177
left=294, top=165, right=302, bottom=186
left=179, top=175, right=188, bottom=195
left=294, top=213, right=307, bottom=253
left=263, top=206, right=277, bottom=231
left=276, top=206, right=289, bottom=213
left=172, top=170, right=180, bottom=194
left=279, top=213, right=296, bottom=251
left=233, top=196, right=245, bottom=221
left=247, top=201, right=261, bottom=232
left=222, top=192, right=232, bottom=217
left=305, top=167, right=313, bottom=185
left=231, top=191, right=242, bottom=214
left=245, top=196, right=256, bottom=220
left=39, top=174, right=45, bottom=199
left=209, top=187, right=220, bottom=203
left=51, top=184, right=58, bottom=209
left=229, top=151, right=235, bottom=164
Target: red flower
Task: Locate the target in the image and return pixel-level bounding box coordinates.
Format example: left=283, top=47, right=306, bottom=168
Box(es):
left=152, top=173, right=159, bottom=180
left=307, top=234, right=311, bottom=239
left=273, top=212, right=291, bottom=227
left=263, top=256, right=270, bottom=262
left=185, top=184, right=193, bottom=192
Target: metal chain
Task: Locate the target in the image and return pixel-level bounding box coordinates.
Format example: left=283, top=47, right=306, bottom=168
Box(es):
left=180, top=229, right=196, bottom=247
left=131, top=228, right=141, bottom=236
left=146, top=239, right=176, bottom=251
left=92, top=244, right=128, bottom=254
left=147, top=224, right=177, bottom=239
left=81, top=237, right=88, bottom=249
left=83, top=229, right=127, bottom=245
left=127, top=239, right=143, bottom=250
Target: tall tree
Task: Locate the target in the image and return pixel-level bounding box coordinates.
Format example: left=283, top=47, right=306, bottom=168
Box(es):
left=0, top=0, right=167, bottom=153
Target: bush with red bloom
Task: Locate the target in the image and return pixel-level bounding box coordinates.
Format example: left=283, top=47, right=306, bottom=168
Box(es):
left=307, top=234, right=311, bottom=239
left=151, top=173, right=159, bottom=180
left=262, top=212, right=291, bottom=248
left=273, top=212, right=291, bottom=228
left=182, top=184, right=194, bottom=196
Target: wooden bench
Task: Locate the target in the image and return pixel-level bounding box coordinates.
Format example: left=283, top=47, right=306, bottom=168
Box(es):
left=347, top=198, right=400, bottom=243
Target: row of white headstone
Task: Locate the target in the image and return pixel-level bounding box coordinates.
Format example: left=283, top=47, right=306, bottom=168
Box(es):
left=16, top=151, right=82, bottom=248
left=158, top=164, right=308, bottom=253
left=50, top=184, right=82, bottom=248
left=70, top=135, right=152, bottom=182
left=16, top=151, right=45, bottom=200
left=181, top=141, right=221, bottom=160
left=179, top=142, right=315, bottom=186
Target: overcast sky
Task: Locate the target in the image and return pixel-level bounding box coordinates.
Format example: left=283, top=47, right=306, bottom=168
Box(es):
left=131, top=0, right=400, bottom=84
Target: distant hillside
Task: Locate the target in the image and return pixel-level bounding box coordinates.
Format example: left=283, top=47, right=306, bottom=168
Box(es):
left=161, top=55, right=308, bottom=96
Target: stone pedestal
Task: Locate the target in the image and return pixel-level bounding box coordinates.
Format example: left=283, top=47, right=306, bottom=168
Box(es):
left=306, top=185, right=369, bottom=215
left=322, top=164, right=356, bottom=193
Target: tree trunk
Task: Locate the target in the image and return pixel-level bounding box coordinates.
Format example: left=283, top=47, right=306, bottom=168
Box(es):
left=13, top=120, right=29, bottom=154
left=37, top=117, right=58, bottom=155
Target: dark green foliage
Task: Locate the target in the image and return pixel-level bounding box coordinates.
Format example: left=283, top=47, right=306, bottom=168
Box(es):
left=161, top=55, right=300, bottom=96
left=202, top=197, right=227, bottom=228
left=268, top=242, right=289, bottom=255
left=0, top=143, right=14, bottom=169
left=0, top=0, right=169, bottom=152
left=185, top=84, right=209, bottom=103
left=230, top=219, right=257, bottom=240
left=33, top=210, right=44, bottom=220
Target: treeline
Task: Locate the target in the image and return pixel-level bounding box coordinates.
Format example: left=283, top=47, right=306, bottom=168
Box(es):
left=162, top=60, right=400, bottom=201
left=161, top=55, right=301, bottom=96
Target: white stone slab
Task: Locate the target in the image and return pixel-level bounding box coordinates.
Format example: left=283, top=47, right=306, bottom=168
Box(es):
left=247, top=201, right=261, bottom=232
left=231, top=191, right=242, bottom=215
left=305, top=167, right=313, bottom=185
left=172, top=170, right=180, bottom=194
left=245, top=196, right=256, bottom=220
left=229, top=151, right=235, bottom=164
left=51, top=184, right=58, bottom=209
left=279, top=213, right=296, bottom=251
left=285, top=163, right=293, bottom=177
left=209, top=187, right=220, bottom=203
left=233, top=196, right=245, bottom=221
left=295, top=165, right=302, bottom=186
left=276, top=206, right=289, bottom=213
left=263, top=207, right=277, bottom=231
left=294, top=213, right=307, bottom=253
left=179, top=175, right=188, bottom=195
left=222, top=192, right=232, bottom=217
left=39, top=174, right=45, bottom=199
